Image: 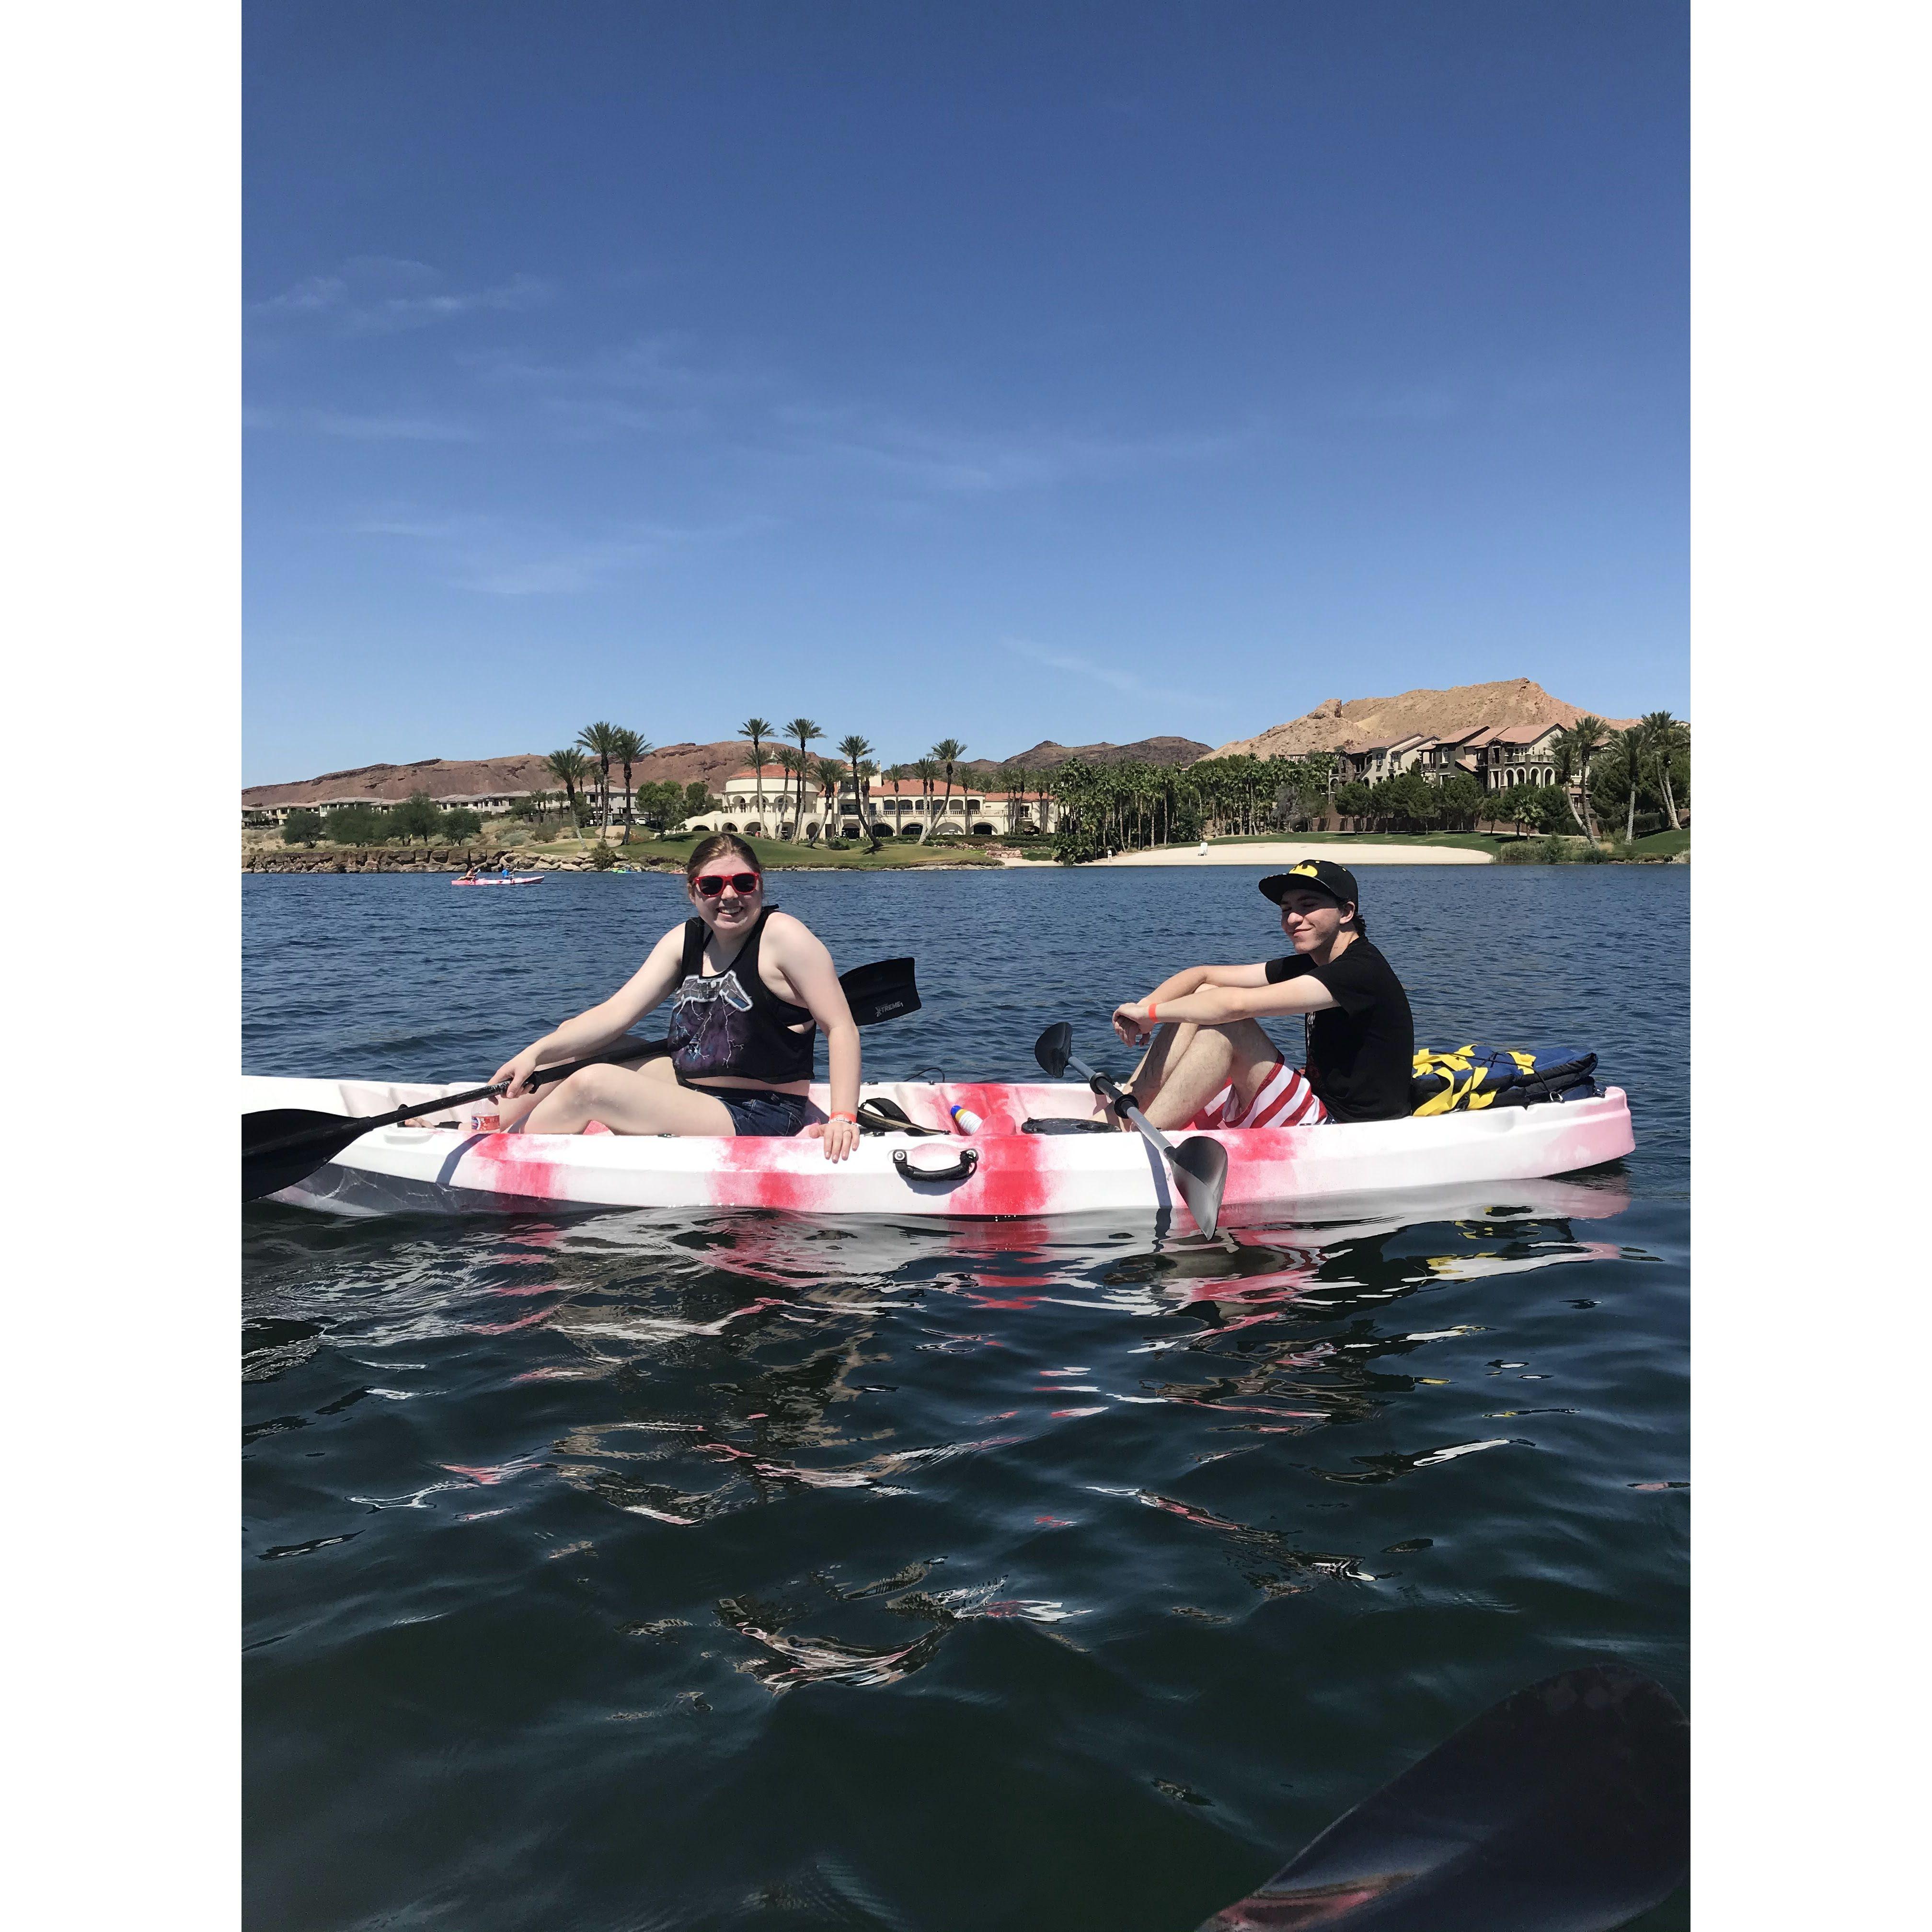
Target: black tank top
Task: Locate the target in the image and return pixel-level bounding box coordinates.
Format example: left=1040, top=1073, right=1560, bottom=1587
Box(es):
left=664, top=909, right=816, bottom=1085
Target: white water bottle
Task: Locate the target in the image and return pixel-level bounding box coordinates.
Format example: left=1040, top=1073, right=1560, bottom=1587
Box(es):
left=949, top=1104, right=984, bottom=1135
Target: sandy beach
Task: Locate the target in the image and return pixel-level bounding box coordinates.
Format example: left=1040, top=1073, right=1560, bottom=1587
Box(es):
left=1086, top=841, right=1494, bottom=868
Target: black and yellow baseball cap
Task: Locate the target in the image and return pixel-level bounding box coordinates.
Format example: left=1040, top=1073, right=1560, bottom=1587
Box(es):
left=1259, top=859, right=1360, bottom=907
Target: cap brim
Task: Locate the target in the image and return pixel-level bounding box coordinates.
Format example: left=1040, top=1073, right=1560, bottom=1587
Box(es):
left=1259, top=874, right=1345, bottom=905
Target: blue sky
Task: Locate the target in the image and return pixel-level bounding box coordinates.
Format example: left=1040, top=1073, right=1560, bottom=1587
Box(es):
left=244, top=0, right=1686, bottom=783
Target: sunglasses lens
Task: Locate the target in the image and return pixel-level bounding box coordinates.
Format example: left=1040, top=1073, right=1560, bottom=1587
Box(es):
left=695, top=872, right=761, bottom=897
left=732, top=873, right=759, bottom=892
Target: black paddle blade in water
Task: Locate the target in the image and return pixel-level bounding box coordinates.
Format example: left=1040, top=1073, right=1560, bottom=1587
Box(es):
left=1195, top=1664, right=1688, bottom=1932
left=1035, top=1022, right=1073, bottom=1079
left=242, top=1109, right=381, bottom=1203
left=1168, top=1134, right=1229, bottom=1239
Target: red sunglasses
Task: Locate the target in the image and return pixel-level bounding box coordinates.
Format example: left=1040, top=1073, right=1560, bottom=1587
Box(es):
left=693, top=871, right=761, bottom=897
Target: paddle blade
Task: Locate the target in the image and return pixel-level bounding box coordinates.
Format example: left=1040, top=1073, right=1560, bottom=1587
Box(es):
left=242, top=1109, right=371, bottom=1203
left=1170, top=1134, right=1228, bottom=1239
left=840, top=956, right=920, bottom=1028
left=1034, top=1022, right=1073, bottom=1079
left=1196, top=1663, right=1688, bottom=1932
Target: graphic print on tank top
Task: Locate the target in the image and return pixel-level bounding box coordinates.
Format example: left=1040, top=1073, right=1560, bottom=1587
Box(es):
left=668, top=966, right=757, bottom=1077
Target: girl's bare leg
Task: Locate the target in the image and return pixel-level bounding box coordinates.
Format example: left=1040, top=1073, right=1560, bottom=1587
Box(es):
left=496, top=1052, right=679, bottom=1131
left=521, top=1060, right=737, bottom=1137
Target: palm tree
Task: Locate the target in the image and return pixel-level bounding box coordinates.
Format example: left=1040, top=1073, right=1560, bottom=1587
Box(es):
left=930, top=738, right=965, bottom=838
left=813, top=754, right=844, bottom=840
left=544, top=748, right=592, bottom=846
left=911, top=757, right=939, bottom=841
left=738, top=717, right=774, bottom=837
left=782, top=717, right=823, bottom=841
left=768, top=745, right=798, bottom=837
left=575, top=722, right=622, bottom=838
left=610, top=727, right=650, bottom=844
left=1615, top=724, right=1647, bottom=843
left=1555, top=716, right=1609, bottom=845
left=1643, top=712, right=1687, bottom=830
left=837, top=735, right=875, bottom=840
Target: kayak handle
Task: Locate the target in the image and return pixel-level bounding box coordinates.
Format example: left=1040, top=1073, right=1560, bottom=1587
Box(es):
left=892, top=1146, right=979, bottom=1184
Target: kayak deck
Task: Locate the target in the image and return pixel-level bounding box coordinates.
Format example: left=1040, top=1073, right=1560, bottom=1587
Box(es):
left=244, top=1075, right=1635, bottom=1228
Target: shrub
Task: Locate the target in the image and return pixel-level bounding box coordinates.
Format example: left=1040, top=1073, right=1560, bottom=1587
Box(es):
left=589, top=843, right=618, bottom=870
left=325, top=804, right=391, bottom=845
left=281, top=808, right=322, bottom=847
left=441, top=807, right=483, bottom=841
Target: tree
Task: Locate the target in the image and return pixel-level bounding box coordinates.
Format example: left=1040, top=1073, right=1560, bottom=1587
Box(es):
left=1555, top=716, right=1609, bottom=846
left=930, top=738, right=965, bottom=835
left=1334, top=779, right=1373, bottom=828
left=684, top=780, right=714, bottom=824
left=391, top=791, right=445, bottom=844
left=545, top=748, right=592, bottom=844
left=782, top=717, right=823, bottom=841
left=611, top=727, right=650, bottom=844
left=325, top=803, right=390, bottom=846
left=1642, top=712, right=1688, bottom=830
left=736, top=717, right=774, bottom=833
left=837, top=735, right=874, bottom=841
left=912, top=757, right=939, bottom=840
left=1438, top=770, right=1484, bottom=832
left=633, top=780, right=684, bottom=833
left=281, top=808, right=322, bottom=848
left=576, top=721, right=622, bottom=837
left=442, top=807, right=483, bottom=842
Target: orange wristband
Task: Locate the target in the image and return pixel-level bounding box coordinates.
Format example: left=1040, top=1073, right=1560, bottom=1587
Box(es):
left=1147, top=1002, right=1159, bottom=1023
left=829, top=1110, right=857, bottom=1124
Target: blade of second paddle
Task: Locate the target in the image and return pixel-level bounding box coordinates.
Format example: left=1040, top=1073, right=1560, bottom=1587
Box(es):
left=1034, top=1022, right=1074, bottom=1078
left=1168, top=1134, right=1228, bottom=1238
left=1195, top=1663, right=1688, bottom=1932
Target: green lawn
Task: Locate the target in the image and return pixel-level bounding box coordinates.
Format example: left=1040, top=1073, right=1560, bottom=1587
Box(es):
left=1621, top=828, right=1690, bottom=857
left=1197, top=830, right=1515, bottom=854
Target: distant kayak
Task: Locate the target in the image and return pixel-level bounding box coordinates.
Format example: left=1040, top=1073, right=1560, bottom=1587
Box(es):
left=453, top=874, right=546, bottom=887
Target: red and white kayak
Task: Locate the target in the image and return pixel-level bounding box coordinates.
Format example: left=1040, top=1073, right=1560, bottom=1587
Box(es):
left=453, top=874, right=546, bottom=887
left=242, top=1074, right=1634, bottom=1228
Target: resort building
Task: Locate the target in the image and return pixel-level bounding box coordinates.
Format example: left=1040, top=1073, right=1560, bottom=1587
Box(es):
left=683, top=767, right=1058, bottom=841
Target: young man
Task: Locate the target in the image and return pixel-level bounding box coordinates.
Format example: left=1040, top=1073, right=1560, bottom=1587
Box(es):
left=1110, top=859, right=1415, bottom=1129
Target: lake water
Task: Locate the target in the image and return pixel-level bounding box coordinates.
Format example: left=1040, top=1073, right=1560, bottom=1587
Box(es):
left=244, top=865, right=1688, bottom=1931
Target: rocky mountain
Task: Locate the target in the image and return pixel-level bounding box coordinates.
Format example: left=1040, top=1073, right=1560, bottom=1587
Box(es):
left=1205, top=679, right=1638, bottom=761
left=241, top=741, right=754, bottom=808
left=966, top=736, right=1215, bottom=773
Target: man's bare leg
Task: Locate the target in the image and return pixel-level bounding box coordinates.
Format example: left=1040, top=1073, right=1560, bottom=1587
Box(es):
left=1136, top=1019, right=1284, bottom=1131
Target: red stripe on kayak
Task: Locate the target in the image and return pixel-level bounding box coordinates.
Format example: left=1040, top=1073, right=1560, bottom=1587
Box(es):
left=712, top=1138, right=840, bottom=1214
left=460, top=1131, right=566, bottom=1200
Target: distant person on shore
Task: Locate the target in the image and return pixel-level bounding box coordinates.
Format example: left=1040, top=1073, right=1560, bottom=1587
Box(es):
left=490, top=833, right=862, bottom=1158
left=1108, top=860, right=1415, bottom=1128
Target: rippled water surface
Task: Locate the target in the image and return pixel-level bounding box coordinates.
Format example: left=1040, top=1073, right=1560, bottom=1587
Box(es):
left=244, top=865, right=1688, bottom=1931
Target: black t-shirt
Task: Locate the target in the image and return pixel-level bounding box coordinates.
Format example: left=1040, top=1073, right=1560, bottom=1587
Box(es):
left=1265, top=937, right=1415, bottom=1123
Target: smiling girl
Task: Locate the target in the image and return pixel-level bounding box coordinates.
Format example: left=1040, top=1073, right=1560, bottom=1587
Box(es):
left=490, top=834, right=862, bottom=1160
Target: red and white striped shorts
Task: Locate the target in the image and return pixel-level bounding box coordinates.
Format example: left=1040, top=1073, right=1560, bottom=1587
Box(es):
left=1189, top=1057, right=1328, bottom=1130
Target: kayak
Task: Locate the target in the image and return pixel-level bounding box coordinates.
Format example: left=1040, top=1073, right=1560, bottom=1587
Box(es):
left=243, top=1074, right=1634, bottom=1226
left=453, top=874, right=545, bottom=886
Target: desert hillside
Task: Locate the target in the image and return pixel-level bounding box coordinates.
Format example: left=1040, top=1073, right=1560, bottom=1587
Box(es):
left=1208, top=679, right=1638, bottom=760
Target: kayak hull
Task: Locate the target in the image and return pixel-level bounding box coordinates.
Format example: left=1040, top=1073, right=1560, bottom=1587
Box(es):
left=453, top=875, right=545, bottom=886
left=244, top=1076, right=1635, bottom=1229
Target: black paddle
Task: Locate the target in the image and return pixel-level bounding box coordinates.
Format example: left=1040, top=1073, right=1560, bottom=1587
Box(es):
left=1193, top=1663, right=1689, bottom=1932
left=244, top=956, right=920, bottom=1202
left=1034, top=1022, right=1229, bottom=1238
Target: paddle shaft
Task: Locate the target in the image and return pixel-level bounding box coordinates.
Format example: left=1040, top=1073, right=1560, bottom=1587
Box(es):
left=1064, top=1047, right=1175, bottom=1152
left=244, top=1035, right=668, bottom=1161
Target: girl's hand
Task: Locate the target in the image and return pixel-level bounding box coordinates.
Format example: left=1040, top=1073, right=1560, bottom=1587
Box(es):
left=808, top=1115, right=862, bottom=1162
left=492, top=1046, right=545, bottom=1098
left=1112, top=1001, right=1153, bottom=1046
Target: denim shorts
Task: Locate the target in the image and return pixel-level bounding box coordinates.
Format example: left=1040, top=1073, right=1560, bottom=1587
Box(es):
left=711, top=1088, right=811, bottom=1138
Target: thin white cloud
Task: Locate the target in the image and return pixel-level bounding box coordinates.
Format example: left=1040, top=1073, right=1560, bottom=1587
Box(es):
left=350, top=507, right=770, bottom=595
left=998, top=637, right=1229, bottom=713
left=250, top=256, right=552, bottom=335
left=776, top=405, right=1253, bottom=494
left=246, top=405, right=481, bottom=441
